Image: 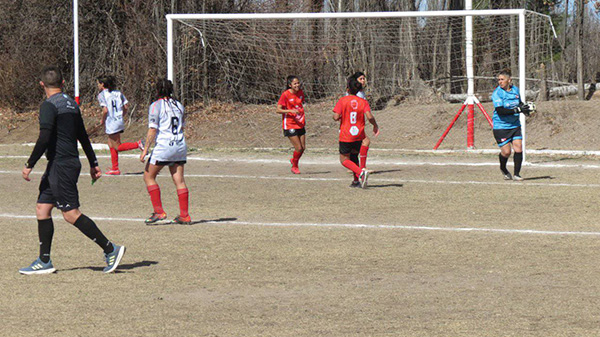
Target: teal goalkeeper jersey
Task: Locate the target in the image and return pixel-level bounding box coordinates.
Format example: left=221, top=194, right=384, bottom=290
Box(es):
left=491, top=85, right=521, bottom=130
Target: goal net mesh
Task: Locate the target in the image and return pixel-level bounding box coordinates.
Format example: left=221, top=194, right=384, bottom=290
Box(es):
left=171, top=12, right=559, bottom=150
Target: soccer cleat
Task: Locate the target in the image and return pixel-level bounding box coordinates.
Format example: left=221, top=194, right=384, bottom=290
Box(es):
left=171, top=215, right=192, bottom=225
left=350, top=181, right=360, bottom=188
left=503, top=172, right=513, bottom=180
left=359, top=168, right=369, bottom=188
left=290, top=159, right=300, bottom=174
left=137, top=139, right=145, bottom=151
left=103, top=243, right=126, bottom=273
left=19, top=258, right=56, bottom=275
left=513, top=174, right=523, bottom=181
left=105, top=169, right=121, bottom=175
left=145, top=212, right=167, bottom=224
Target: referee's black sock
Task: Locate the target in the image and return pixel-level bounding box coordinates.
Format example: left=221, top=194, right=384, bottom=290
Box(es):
left=38, top=218, right=54, bottom=264
left=499, top=153, right=510, bottom=174
left=73, top=214, right=113, bottom=254
left=514, top=152, right=523, bottom=176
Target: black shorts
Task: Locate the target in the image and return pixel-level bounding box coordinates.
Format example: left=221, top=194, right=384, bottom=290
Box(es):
left=339, top=141, right=362, bottom=155
left=493, top=127, right=522, bottom=147
left=154, top=160, right=186, bottom=166
left=37, top=158, right=81, bottom=211
left=283, top=128, right=306, bottom=137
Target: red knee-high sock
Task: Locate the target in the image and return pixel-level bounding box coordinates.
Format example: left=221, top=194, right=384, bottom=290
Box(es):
left=359, top=146, right=369, bottom=170
left=177, top=188, right=189, bottom=218
left=117, top=142, right=139, bottom=152
left=342, top=159, right=362, bottom=177
left=110, top=148, right=119, bottom=170
left=292, top=151, right=303, bottom=167
left=147, top=185, right=164, bottom=214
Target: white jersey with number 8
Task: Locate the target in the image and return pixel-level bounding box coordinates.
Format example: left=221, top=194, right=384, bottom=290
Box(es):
left=147, top=97, right=187, bottom=164
left=98, top=89, right=128, bottom=135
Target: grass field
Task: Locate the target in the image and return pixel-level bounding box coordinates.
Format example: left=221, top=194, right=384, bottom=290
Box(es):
left=2, top=145, right=600, bottom=336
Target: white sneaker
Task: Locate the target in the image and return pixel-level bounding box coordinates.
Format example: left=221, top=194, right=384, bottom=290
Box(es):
left=359, top=169, right=369, bottom=189
left=513, top=174, right=523, bottom=181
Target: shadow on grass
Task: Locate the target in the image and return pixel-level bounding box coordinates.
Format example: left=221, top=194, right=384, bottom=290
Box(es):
left=369, top=169, right=403, bottom=175
left=522, top=176, right=554, bottom=181
left=123, top=171, right=144, bottom=175
left=146, top=217, right=238, bottom=226
left=59, top=260, right=158, bottom=273
left=366, top=183, right=404, bottom=188
left=304, top=171, right=332, bottom=175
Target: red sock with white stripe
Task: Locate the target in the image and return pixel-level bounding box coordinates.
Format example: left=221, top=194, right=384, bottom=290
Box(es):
left=177, top=188, right=189, bottom=218
left=359, top=146, right=369, bottom=170
left=147, top=184, right=164, bottom=214
left=117, top=142, right=139, bottom=151
left=342, top=159, right=362, bottom=176
left=110, top=148, right=119, bottom=170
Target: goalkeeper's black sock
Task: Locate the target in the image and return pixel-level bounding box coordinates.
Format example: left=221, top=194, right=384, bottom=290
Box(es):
left=514, top=152, right=523, bottom=176
left=499, top=153, right=509, bottom=174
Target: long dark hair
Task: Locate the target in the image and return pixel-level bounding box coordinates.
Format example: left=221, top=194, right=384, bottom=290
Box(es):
left=347, top=77, right=363, bottom=95
left=97, top=75, right=117, bottom=92
left=156, top=78, right=174, bottom=98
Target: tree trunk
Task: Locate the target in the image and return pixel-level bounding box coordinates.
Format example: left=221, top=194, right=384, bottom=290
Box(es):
left=576, top=0, right=584, bottom=100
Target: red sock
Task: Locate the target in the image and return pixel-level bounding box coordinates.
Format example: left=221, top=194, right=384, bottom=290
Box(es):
left=292, top=151, right=303, bottom=167
left=147, top=185, right=164, bottom=214
left=110, top=148, right=119, bottom=170
left=117, top=142, right=138, bottom=151
left=177, top=188, right=189, bottom=218
left=342, top=159, right=362, bottom=176
left=359, top=146, right=369, bottom=170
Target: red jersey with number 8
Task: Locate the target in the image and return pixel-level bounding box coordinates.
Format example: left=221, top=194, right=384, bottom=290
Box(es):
left=333, top=95, right=370, bottom=142
left=277, top=89, right=305, bottom=130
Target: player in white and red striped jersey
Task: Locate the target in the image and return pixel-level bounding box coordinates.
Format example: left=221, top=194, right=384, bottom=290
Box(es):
left=96, top=75, right=143, bottom=175
left=140, top=79, right=191, bottom=225
left=276, top=75, right=306, bottom=174
left=333, top=77, right=379, bottom=188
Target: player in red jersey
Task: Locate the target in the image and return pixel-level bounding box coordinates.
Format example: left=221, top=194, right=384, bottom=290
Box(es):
left=333, top=77, right=379, bottom=188
left=276, top=75, right=306, bottom=174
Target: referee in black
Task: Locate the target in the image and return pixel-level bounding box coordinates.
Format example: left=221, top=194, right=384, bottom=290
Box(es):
left=19, top=66, right=125, bottom=275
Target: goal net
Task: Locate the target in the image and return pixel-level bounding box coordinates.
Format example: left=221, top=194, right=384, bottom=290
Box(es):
left=167, top=11, right=559, bottom=150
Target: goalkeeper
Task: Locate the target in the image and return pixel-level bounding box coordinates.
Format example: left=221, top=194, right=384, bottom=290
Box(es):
left=491, top=70, right=533, bottom=181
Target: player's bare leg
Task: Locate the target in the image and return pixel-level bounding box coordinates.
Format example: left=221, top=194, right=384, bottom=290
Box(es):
left=169, top=164, right=191, bottom=224
left=144, top=163, right=167, bottom=223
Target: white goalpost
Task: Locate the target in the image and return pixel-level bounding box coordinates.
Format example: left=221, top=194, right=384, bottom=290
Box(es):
left=165, top=9, right=556, bottom=153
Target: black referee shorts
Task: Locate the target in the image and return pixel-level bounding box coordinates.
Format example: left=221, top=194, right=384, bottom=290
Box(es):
left=38, top=158, right=81, bottom=211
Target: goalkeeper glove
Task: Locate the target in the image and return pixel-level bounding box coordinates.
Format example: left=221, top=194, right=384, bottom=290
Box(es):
left=516, top=103, right=531, bottom=116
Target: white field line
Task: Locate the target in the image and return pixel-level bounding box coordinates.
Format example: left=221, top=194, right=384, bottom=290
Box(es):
left=0, top=169, right=599, bottom=188
left=2, top=154, right=600, bottom=169
left=1, top=212, right=599, bottom=237
left=15, top=142, right=600, bottom=157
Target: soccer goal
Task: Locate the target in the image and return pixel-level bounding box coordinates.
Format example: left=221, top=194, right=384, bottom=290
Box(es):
left=166, top=10, right=557, bottom=152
